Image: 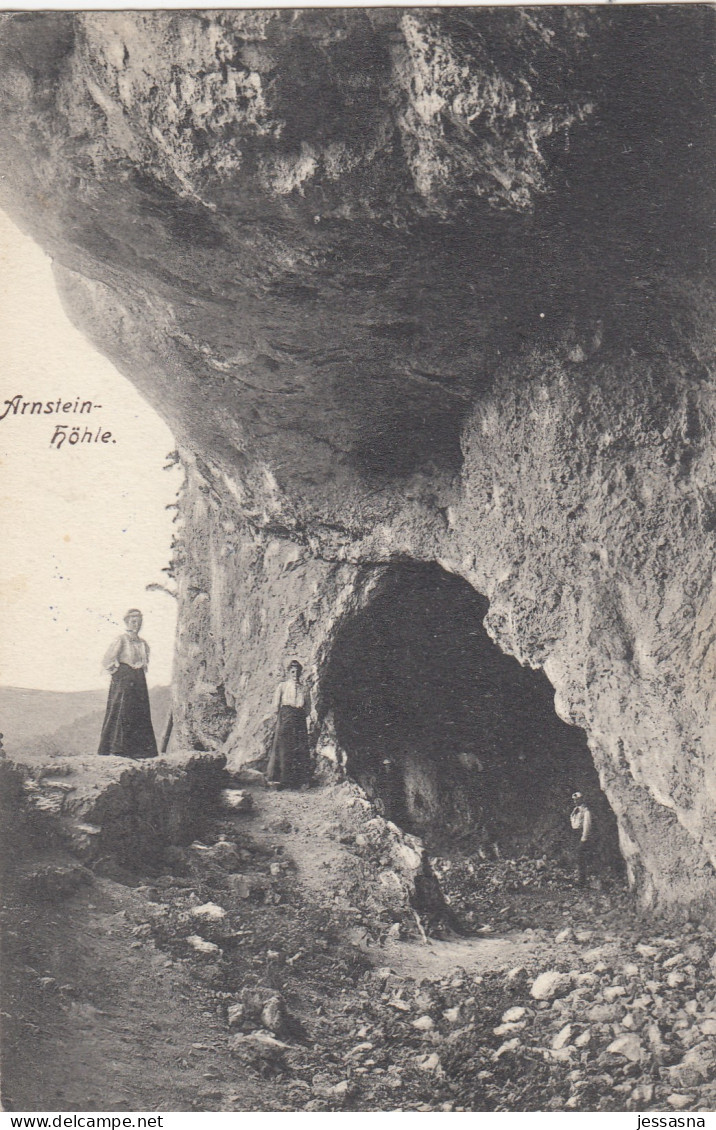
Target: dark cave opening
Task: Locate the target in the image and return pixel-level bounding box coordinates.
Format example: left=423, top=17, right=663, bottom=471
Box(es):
left=322, top=563, right=621, bottom=867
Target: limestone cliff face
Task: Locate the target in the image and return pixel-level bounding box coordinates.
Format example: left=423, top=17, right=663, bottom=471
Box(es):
left=171, top=452, right=373, bottom=760
left=1, top=8, right=714, bottom=918
left=452, top=329, right=716, bottom=914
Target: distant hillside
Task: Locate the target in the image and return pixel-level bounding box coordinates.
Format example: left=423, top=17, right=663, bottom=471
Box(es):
left=0, top=685, right=172, bottom=757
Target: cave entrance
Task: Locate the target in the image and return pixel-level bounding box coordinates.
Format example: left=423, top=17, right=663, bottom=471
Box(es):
left=322, top=563, right=620, bottom=864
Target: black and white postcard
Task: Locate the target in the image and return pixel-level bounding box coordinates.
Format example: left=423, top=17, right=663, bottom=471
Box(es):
left=0, top=4, right=714, bottom=1118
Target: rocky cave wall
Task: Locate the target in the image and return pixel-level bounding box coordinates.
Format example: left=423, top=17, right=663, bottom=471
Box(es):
left=170, top=452, right=379, bottom=760
left=0, top=8, right=714, bottom=919
left=172, top=473, right=621, bottom=861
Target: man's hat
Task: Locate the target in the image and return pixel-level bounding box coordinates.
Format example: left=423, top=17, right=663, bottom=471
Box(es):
left=572, top=791, right=583, bottom=802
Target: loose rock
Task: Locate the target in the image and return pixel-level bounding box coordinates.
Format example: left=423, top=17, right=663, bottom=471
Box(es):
left=186, top=935, right=222, bottom=956
left=221, top=789, right=253, bottom=812
left=530, top=971, right=573, bottom=1001
left=606, top=1034, right=644, bottom=1063
left=190, top=903, right=227, bottom=921
left=412, top=1015, right=434, bottom=1031
left=261, top=995, right=289, bottom=1037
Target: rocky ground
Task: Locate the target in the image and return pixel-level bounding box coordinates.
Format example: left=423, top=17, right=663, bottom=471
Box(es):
left=3, top=768, right=716, bottom=1113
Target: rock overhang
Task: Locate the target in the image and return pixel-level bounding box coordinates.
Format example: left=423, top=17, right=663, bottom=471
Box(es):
left=0, top=7, right=712, bottom=510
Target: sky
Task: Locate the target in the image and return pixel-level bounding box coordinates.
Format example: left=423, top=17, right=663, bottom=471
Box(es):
left=0, top=209, right=181, bottom=691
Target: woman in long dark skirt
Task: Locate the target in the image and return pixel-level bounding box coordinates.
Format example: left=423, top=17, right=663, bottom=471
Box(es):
left=98, top=608, right=158, bottom=759
left=267, top=660, right=312, bottom=788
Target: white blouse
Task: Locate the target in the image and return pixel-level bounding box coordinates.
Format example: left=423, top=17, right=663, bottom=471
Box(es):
left=570, top=805, right=593, bottom=843
left=273, top=679, right=311, bottom=713
left=103, top=633, right=150, bottom=672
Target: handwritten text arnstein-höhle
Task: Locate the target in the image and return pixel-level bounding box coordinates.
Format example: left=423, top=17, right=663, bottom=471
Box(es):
left=0, top=394, right=115, bottom=449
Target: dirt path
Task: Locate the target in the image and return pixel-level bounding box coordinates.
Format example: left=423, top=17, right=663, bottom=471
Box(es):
left=2, top=780, right=551, bottom=1111
left=3, top=877, right=271, bottom=1112
left=252, top=784, right=358, bottom=894
left=246, top=783, right=553, bottom=977
left=380, top=934, right=551, bottom=980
